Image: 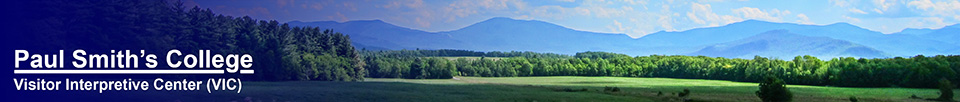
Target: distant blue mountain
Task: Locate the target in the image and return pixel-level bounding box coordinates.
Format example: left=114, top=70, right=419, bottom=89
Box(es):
left=290, top=17, right=643, bottom=54
left=640, top=20, right=960, bottom=56
left=287, top=20, right=467, bottom=50
left=913, top=24, right=960, bottom=45
left=893, top=28, right=935, bottom=35
left=439, top=17, right=641, bottom=54
left=689, top=30, right=886, bottom=59
left=289, top=17, right=960, bottom=58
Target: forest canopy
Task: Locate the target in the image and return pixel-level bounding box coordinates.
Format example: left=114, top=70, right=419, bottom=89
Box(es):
left=16, top=0, right=960, bottom=89
left=364, top=50, right=960, bottom=88
left=18, top=0, right=364, bottom=81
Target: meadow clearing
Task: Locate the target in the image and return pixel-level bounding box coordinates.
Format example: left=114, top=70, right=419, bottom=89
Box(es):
left=50, top=76, right=957, bottom=102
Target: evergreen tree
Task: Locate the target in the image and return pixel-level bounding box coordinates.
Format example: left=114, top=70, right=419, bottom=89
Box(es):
left=757, top=76, right=793, bottom=102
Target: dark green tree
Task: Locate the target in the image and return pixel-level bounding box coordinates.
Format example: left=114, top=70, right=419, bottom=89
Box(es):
left=757, top=76, right=793, bottom=102
left=938, top=78, right=954, bottom=101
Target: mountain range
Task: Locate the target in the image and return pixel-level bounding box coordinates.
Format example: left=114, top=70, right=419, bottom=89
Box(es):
left=288, top=17, right=960, bottom=59
left=688, top=30, right=886, bottom=58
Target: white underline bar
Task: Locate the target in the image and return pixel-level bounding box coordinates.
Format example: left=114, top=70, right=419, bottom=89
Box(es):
left=240, top=70, right=254, bottom=74
left=13, top=70, right=228, bottom=74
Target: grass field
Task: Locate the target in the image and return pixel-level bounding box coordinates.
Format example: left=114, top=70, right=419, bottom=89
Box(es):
left=44, top=76, right=958, bottom=102
left=442, top=77, right=960, bottom=102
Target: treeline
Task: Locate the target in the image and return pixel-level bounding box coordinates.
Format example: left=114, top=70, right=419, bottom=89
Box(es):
left=18, top=0, right=363, bottom=81
left=361, top=50, right=571, bottom=78
left=361, top=49, right=572, bottom=58
left=574, top=51, right=631, bottom=59
left=365, top=50, right=960, bottom=88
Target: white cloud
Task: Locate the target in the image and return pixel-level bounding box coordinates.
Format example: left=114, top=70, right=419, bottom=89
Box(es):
left=901, top=17, right=951, bottom=30
left=311, top=3, right=326, bottom=10
left=526, top=3, right=558, bottom=17
left=873, top=8, right=884, bottom=14
left=557, top=0, right=576, bottom=2
left=832, top=0, right=923, bottom=17
left=476, top=0, right=512, bottom=10
left=590, top=6, right=631, bottom=17
left=687, top=3, right=744, bottom=27
left=732, top=7, right=787, bottom=22
left=441, top=0, right=527, bottom=22
left=575, top=7, right=592, bottom=15
left=843, top=15, right=861, bottom=22
left=373, top=0, right=532, bottom=28
left=513, top=15, right=532, bottom=20
left=829, top=0, right=852, bottom=7
left=607, top=20, right=626, bottom=32
left=407, top=0, right=425, bottom=8
left=908, top=0, right=936, bottom=9
left=526, top=0, right=640, bottom=19
left=720, top=15, right=744, bottom=25
left=376, top=0, right=439, bottom=27
left=686, top=3, right=709, bottom=24
left=872, top=0, right=894, bottom=11
left=618, top=0, right=649, bottom=5
left=922, top=17, right=948, bottom=27
left=908, top=0, right=960, bottom=20
left=514, top=0, right=662, bottom=38
left=442, top=5, right=479, bottom=22
left=528, top=6, right=574, bottom=19
left=696, top=0, right=729, bottom=2
left=796, top=14, right=814, bottom=24
left=658, top=15, right=675, bottom=31
left=415, top=17, right=431, bottom=27
left=849, top=8, right=868, bottom=14
left=277, top=0, right=293, bottom=7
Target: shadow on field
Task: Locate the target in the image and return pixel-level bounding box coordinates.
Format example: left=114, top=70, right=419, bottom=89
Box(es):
left=14, top=81, right=660, bottom=102
left=546, top=84, right=948, bottom=102
left=13, top=80, right=952, bottom=102
left=565, top=81, right=622, bottom=84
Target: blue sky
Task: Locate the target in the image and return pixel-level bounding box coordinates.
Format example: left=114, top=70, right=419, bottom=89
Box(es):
left=188, top=0, right=960, bottom=38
